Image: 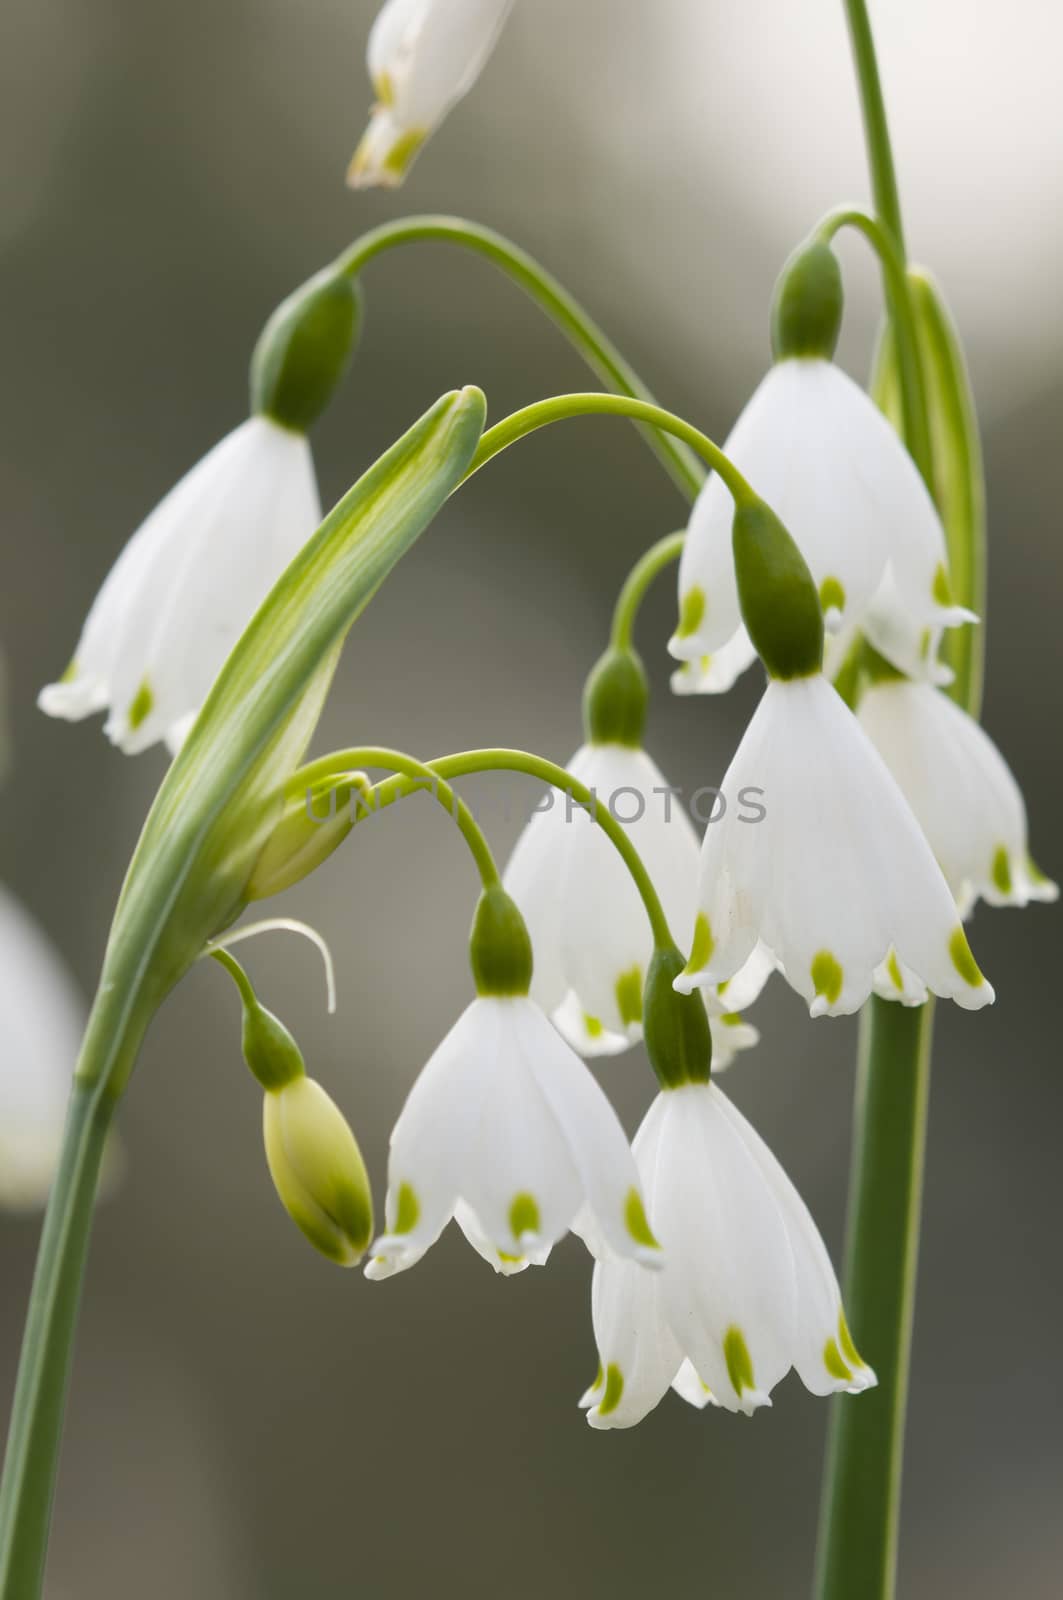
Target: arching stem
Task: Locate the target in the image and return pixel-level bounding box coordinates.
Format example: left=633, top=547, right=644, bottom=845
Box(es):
left=610, top=531, right=686, bottom=651
left=334, top=216, right=704, bottom=499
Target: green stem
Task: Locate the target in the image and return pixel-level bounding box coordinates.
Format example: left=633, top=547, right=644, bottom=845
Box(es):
left=843, top=0, right=906, bottom=251
left=0, top=996, right=149, bottom=1600
left=466, top=393, right=754, bottom=503
left=610, top=531, right=685, bottom=650
left=328, top=746, right=673, bottom=949
left=814, top=999, right=933, bottom=1600
left=815, top=4, right=938, bottom=1596
left=333, top=216, right=704, bottom=500
left=297, top=746, right=500, bottom=888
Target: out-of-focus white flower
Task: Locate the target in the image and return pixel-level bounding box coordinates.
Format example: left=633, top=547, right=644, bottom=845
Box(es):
left=858, top=678, right=1057, bottom=916
left=39, top=418, right=321, bottom=755
left=0, top=884, right=84, bottom=1210
left=675, top=673, right=995, bottom=1016
left=669, top=359, right=972, bottom=690
left=503, top=741, right=763, bottom=1066
left=581, top=1083, right=875, bottom=1427
left=365, top=995, right=661, bottom=1279
left=348, top=0, right=515, bottom=189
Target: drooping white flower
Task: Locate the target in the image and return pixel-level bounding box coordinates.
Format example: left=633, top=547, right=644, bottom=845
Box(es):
left=502, top=741, right=762, bottom=1067
left=348, top=0, right=515, bottom=189
left=857, top=678, right=1057, bottom=916
left=0, top=884, right=84, bottom=1210
left=504, top=743, right=699, bottom=1052
left=668, top=359, right=972, bottom=690
left=675, top=673, right=995, bottom=1016
left=39, top=418, right=321, bottom=755
left=365, top=995, right=661, bottom=1278
left=582, top=1083, right=875, bottom=1427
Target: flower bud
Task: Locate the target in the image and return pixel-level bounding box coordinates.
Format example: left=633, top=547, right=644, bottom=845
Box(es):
left=643, top=944, right=712, bottom=1089
left=771, top=240, right=844, bottom=362
left=468, top=885, right=533, bottom=997
left=582, top=647, right=648, bottom=747
left=263, top=1076, right=374, bottom=1266
left=250, top=268, right=362, bottom=434
left=246, top=773, right=371, bottom=901
left=732, top=496, right=824, bottom=679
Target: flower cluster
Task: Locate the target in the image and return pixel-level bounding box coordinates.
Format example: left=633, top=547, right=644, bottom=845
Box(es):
left=14, top=0, right=1054, bottom=1448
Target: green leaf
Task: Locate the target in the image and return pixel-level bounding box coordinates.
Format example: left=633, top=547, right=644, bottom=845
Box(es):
left=871, top=271, right=986, bottom=715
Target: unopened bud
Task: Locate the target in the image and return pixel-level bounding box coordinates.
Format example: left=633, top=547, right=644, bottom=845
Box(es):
left=263, top=1077, right=374, bottom=1266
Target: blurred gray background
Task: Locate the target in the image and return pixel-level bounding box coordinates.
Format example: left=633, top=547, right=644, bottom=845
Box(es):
left=2, top=1, right=1061, bottom=1595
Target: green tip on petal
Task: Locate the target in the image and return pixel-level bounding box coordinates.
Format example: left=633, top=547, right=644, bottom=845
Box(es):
left=824, top=1338, right=854, bottom=1383
left=948, top=925, right=985, bottom=988
left=675, top=585, right=706, bottom=640
left=128, top=677, right=154, bottom=732
left=684, top=913, right=715, bottom=977
left=583, top=1012, right=604, bottom=1040
left=624, top=1188, right=660, bottom=1251
left=811, top=950, right=843, bottom=1006
left=508, top=1192, right=541, bottom=1241
left=818, top=576, right=846, bottom=617
left=394, top=1181, right=420, bottom=1236
left=837, top=1311, right=865, bottom=1371
left=723, top=1326, right=756, bottom=1399
left=598, top=1363, right=625, bottom=1416
left=615, top=966, right=643, bottom=1028
left=931, top=561, right=954, bottom=607
left=886, top=950, right=904, bottom=992
left=990, top=845, right=1013, bottom=896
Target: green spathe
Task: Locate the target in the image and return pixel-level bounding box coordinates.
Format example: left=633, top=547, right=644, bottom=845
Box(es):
left=469, top=885, right=534, bottom=997
left=582, top=646, right=648, bottom=746
left=771, top=241, right=845, bottom=362
left=643, top=944, right=712, bottom=1088
left=732, top=497, right=824, bottom=679
left=250, top=267, right=362, bottom=433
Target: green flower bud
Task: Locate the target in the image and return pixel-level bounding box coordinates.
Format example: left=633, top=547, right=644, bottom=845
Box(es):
left=643, top=944, right=712, bottom=1089
left=246, top=772, right=371, bottom=901
left=262, top=1076, right=373, bottom=1266
left=582, top=646, right=648, bottom=747
left=771, top=241, right=844, bottom=362
left=732, top=497, right=824, bottom=679
left=250, top=268, right=362, bottom=433
left=469, top=885, right=533, bottom=997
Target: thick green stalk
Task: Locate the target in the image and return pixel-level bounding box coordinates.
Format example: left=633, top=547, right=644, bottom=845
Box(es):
left=334, top=216, right=704, bottom=500
left=0, top=1003, right=148, bottom=1599
left=815, top=4, right=940, bottom=1597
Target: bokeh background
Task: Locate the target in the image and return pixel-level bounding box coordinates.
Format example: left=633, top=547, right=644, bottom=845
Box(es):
left=2, top=1, right=1062, bottom=1595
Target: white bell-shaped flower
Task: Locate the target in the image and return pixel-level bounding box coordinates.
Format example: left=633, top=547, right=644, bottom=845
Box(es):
left=676, top=673, right=995, bottom=1016
left=349, top=0, right=515, bottom=188
left=668, top=358, right=972, bottom=690
left=39, top=418, right=321, bottom=755
left=504, top=741, right=702, bottom=1054
left=365, top=995, right=661, bottom=1278
left=858, top=678, right=1057, bottom=916
left=582, top=1083, right=875, bottom=1427
left=0, top=884, right=84, bottom=1209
